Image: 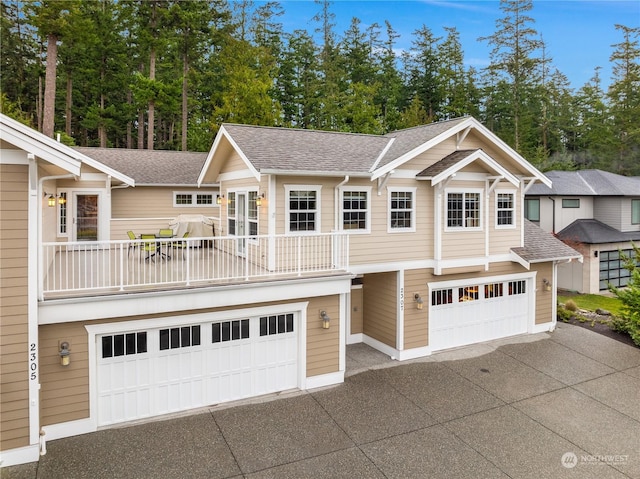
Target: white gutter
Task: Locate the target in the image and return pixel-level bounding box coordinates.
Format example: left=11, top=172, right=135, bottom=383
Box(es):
left=334, top=176, right=349, bottom=231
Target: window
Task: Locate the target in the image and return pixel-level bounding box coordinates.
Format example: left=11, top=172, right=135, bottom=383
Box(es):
left=58, top=192, right=68, bottom=236
left=159, top=325, right=201, bottom=350
left=447, top=191, right=481, bottom=229
left=459, top=286, right=479, bottom=302
left=524, top=198, right=540, bottom=222
left=260, top=314, right=294, bottom=336
left=389, top=188, right=416, bottom=232
left=286, top=186, right=320, bottom=233
left=562, top=198, right=580, bottom=208
left=431, top=288, right=453, bottom=306
left=484, top=283, right=504, bottom=298
left=102, top=332, right=147, bottom=358
left=496, top=192, right=515, bottom=228
left=341, top=188, right=370, bottom=232
left=248, top=191, right=258, bottom=236
left=599, top=249, right=640, bottom=290
left=173, top=191, right=215, bottom=207
left=508, top=280, right=526, bottom=295
left=227, top=192, right=236, bottom=235
left=632, top=199, right=640, bottom=225
left=212, top=320, right=249, bottom=343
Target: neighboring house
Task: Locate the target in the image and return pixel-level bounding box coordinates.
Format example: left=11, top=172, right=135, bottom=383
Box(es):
left=0, top=113, right=580, bottom=467
left=525, top=170, right=640, bottom=294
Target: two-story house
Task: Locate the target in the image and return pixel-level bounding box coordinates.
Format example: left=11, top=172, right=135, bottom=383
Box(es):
left=0, top=113, right=580, bottom=467
left=525, top=170, right=640, bottom=294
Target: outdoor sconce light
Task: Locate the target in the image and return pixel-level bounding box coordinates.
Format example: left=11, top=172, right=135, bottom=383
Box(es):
left=320, top=310, right=331, bottom=329
left=44, top=192, right=65, bottom=207
left=414, top=293, right=424, bottom=310
left=542, top=278, right=551, bottom=292
left=216, top=195, right=224, bottom=205
left=255, top=193, right=265, bottom=207
left=59, top=341, right=70, bottom=366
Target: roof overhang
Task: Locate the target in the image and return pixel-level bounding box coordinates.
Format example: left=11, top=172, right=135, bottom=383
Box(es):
left=198, top=126, right=261, bottom=186
left=424, top=149, right=520, bottom=187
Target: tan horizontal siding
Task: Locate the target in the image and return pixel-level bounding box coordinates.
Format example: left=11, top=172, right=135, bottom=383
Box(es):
left=305, top=296, right=340, bottom=377
left=532, top=262, right=553, bottom=324
left=363, top=272, right=397, bottom=347
left=111, top=187, right=218, bottom=221
left=220, top=150, right=247, bottom=174
left=403, top=269, right=430, bottom=349
left=350, top=288, right=363, bottom=335
left=1, top=163, right=30, bottom=451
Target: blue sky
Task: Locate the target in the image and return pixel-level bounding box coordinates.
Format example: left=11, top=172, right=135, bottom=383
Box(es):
left=271, top=0, right=640, bottom=90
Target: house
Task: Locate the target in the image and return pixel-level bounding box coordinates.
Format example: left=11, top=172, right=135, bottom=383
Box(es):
left=0, top=113, right=580, bottom=467
left=525, top=169, right=640, bottom=294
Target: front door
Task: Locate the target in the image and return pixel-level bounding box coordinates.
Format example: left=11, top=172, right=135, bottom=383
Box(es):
left=75, top=194, right=99, bottom=241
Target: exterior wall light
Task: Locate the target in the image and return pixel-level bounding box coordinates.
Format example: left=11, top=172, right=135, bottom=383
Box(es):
left=542, top=278, right=551, bottom=292
left=59, top=341, right=70, bottom=366
left=414, top=293, right=424, bottom=310
left=44, top=192, right=65, bottom=207
left=255, top=193, right=265, bottom=207
left=320, top=310, right=331, bottom=329
left=216, top=195, right=224, bottom=205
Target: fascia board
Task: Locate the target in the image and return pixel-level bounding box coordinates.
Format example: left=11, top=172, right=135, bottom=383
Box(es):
left=81, top=157, right=134, bottom=186
left=371, top=117, right=475, bottom=181
left=430, top=150, right=519, bottom=187
left=259, top=169, right=371, bottom=178
left=198, top=126, right=260, bottom=186
left=368, top=138, right=396, bottom=172
left=198, top=125, right=226, bottom=186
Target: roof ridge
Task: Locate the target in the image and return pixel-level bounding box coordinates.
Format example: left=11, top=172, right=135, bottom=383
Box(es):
left=222, top=123, right=384, bottom=138
left=385, top=116, right=470, bottom=136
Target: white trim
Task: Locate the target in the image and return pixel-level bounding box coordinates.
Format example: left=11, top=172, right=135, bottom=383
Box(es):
left=0, top=444, right=40, bottom=468
left=284, top=184, right=322, bottom=234
left=28, top=158, right=40, bottom=447
left=199, top=126, right=261, bottom=186
left=339, top=293, right=347, bottom=372
left=397, top=271, right=404, bottom=351
left=495, top=189, right=517, bottom=230
left=338, top=185, right=372, bottom=234
left=531, top=321, right=555, bottom=334
left=218, top=169, right=255, bottom=182
left=0, top=148, right=29, bottom=164
left=347, top=332, right=364, bottom=345
left=396, top=345, right=431, bottom=361
left=173, top=190, right=216, bottom=208
left=427, top=271, right=535, bottom=290
left=362, top=335, right=398, bottom=359
left=432, top=151, right=519, bottom=188
left=41, top=418, right=95, bottom=441
left=387, top=186, right=417, bottom=233
left=444, top=188, right=484, bottom=232
left=369, top=138, right=395, bottom=172
left=305, top=371, right=345, bottom=390
left=39, top=275, right=352, bottom=324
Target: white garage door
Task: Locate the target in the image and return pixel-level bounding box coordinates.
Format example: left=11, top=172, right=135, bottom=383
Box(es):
left=97, top=313, right=298, bottom=426
left=429, top=278, right=530, bottom=351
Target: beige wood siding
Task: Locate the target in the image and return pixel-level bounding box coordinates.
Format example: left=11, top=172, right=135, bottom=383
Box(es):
left=403, top=269, right=429, bottom=349
left=38, top=295, right=342, bottom=426
left=362, top=272, right=397, bottom=347
left=220, top=150, right=248, bottom=174
left=0, top=163, right=30, bottom=450
left=532, top=262, right=554, bottom=325
left=350, top=288, right=363, bottom=335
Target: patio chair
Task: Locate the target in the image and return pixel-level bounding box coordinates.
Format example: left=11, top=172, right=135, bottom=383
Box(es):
left=127, top=231, right=139, bottom=258
left=158, top=229, right=174, bottom=259
left=140, top=234, right=158, bottom=262
left=172, top=232, right=190, bottom=259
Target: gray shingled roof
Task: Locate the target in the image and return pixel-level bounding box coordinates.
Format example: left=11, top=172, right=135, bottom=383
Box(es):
left=73, top=147, right=208, bottom=185
left=511, top=220, right=582, bottom=263
left=527, top=169, right=640, bottom=196
left=557, top=219, right=640, bottom=244
left=221, top=124, right=390, bottom=174
left=221, top=117, right=471, bottom=175
left=416, top=149, right=481, bottom=177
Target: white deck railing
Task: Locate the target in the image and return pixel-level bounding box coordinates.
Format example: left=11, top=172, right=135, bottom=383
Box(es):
left=41, top=233, right=349, bottom=299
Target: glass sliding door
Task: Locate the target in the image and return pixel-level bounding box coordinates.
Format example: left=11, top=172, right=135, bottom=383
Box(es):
left=76, top=194, right=99, bottom=241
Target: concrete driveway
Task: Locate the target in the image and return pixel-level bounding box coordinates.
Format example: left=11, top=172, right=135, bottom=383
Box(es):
left=3, top=322, right=640, bottom=479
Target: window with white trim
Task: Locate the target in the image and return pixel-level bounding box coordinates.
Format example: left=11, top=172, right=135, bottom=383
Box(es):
left=58, top=191, right=68, bottom=236
left=173, top=191, right=215, bottom=207
left=389, top=187, right=416, bottom=232
left=286, top=185, right=321, bottom=233
left=227, top=192, right=236, bottom=235
left=496, top=191, right=515, bottom=228
left=248, top=191, right=258, bottom=236
left=632, top=199, right=640, bottom=225
left=446, top=190, right=481, bottom=229
left=340, top=187, right=370, bottom=232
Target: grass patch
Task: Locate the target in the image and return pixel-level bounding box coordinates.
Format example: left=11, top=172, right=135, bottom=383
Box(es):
left=558, top=293, right=623, bottom=316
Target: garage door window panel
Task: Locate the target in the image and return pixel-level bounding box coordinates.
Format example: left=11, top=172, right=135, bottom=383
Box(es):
left=212, top=319, right=250, bottom=343
left=102, top=332, right=148, bottom=358
left=260, top=314, right=294, bottom=336
left=160, top=326, right=201, bottom=350
left=509, top=280, right=526, bottom=295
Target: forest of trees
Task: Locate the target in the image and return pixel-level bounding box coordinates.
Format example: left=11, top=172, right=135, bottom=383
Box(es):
left=1, top=0, right=639, bottom=174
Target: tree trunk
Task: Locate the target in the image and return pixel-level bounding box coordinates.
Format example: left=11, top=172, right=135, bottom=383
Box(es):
left=147, top=46, right=156, bottom=150
left=42, top=33, right=58, bottom=137
left=126, top=90, right=133, bottom=149
left=99, top=93, right=106, bottom=147
left=137, top=109, right=144, bottom=149
left=181, top=52, right=188, bottom=151
left=65, top=74, right=72, bottom=136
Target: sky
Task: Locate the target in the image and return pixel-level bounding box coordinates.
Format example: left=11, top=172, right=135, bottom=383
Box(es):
left=269, top=0, right=640, bottom=90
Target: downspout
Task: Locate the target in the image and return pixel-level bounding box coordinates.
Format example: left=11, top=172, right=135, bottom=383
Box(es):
left=334, top=176, right=349, bottom=231
left=548, top=196, right=556, bottom=234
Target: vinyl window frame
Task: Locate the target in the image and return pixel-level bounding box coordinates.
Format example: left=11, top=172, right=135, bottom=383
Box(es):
left=445, top=188, right=483, bottom=231
left=495, top=189, right=516, bottom=229
left=285, top=185, right=322, bottom=234
left=339, top=186, right=371, bottom=234
left=173, top=191, right=216, bottom=208
left=388, top=187, right=417, bottom=233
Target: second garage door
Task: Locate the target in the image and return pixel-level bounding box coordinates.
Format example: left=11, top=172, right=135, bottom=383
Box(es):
left=429, top=278, right=531, bottom=351
left=97, top=313, right=298, bottom=426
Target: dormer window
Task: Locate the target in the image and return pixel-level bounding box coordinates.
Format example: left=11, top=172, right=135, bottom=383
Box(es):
left=446, top=190, right=481, bottom=230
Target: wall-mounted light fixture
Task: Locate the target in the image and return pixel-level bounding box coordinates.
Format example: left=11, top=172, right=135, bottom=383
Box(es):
left=255, top=193, right=265, bottom=207
left=542, top=278, right=551, bottom=292
left=320, top=310, right=331, bottom=329
left=44, top=192, right=65, bottom=207
left=59, top=341, right=70, bottom=366
left=414, top=293, right=424, bottom=310
left=216, top=195, right=224, bottom=205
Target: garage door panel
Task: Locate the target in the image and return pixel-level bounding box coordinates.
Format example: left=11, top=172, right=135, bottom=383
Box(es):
left=430, top=279, right=530, bottom=351
left=98, top=312, right=300, bottom=426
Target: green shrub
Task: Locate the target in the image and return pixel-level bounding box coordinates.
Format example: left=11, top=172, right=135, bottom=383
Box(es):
left=557, top=306, right=573, bottom=322
left=608, top=244, right=640, bottom=347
